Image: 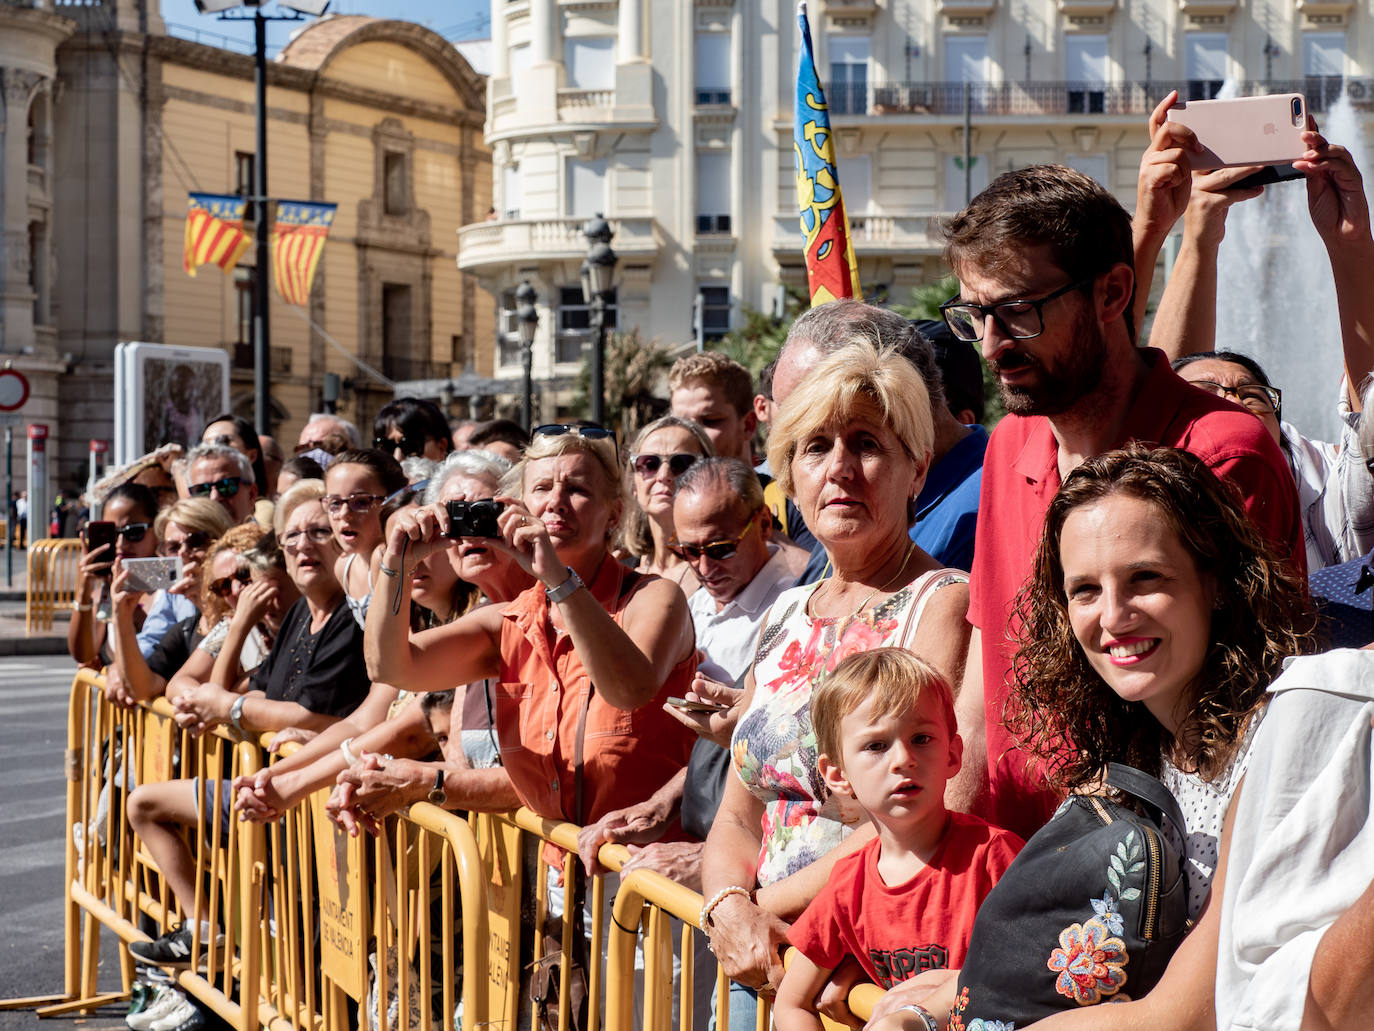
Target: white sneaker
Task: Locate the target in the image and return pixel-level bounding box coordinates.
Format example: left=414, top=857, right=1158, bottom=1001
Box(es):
left=126, top=987, right=186, bottom=1031
left=147, top=993, right=198, bottom=1031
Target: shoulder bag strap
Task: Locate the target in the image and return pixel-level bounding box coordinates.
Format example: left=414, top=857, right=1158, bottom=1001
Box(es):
left=1105, top=762, right=1189, bottom=840
left=899, top=568, right=970, bottom=650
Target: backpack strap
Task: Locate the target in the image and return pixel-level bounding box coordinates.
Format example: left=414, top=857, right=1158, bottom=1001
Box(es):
left=1105, top=762, right=1188, bottom=841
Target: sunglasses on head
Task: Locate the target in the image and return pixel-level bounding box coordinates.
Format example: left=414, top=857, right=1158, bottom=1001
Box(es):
left=116, top=523, right=151, bottom=543
left=532, top=424, right=617, bottom=445
left=670, top=509, right=762, bottom=563
left=632, top=453, right=698, bottom=478
left=163, top=531, right=212, bottom=555
left=322, top=492, right=384, bottom=515
left=209, top=568, right=252, bottom=597
left=188, top=476, right=243, bottom=499
left=374, top=434, right=427, bottom=458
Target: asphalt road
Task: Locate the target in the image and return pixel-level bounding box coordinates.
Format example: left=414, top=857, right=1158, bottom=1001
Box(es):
left=0, top=655, right=126, bottom=1029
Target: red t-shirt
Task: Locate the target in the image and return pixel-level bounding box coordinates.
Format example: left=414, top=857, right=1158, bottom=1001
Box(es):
left=969, top=348, right=1305, bottom=840
left=787, top=813, right=1023, bottom=988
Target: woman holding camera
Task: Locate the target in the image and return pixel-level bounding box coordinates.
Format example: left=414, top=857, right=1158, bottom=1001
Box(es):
left=354, top=427, right=696, bottom=830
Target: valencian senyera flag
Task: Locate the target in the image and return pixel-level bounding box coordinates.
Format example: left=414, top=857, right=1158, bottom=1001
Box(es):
left=184, top=193, right=251, bottom=277
left=272, top=200, right=337, bottom=306
left=793, top=1, right=862, bottom=305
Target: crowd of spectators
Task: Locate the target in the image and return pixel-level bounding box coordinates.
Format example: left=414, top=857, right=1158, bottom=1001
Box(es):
left=73, top=90, right=1374, bottom=1031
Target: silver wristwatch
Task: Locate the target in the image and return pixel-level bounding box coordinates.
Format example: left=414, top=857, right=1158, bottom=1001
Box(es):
left=545, top=567, right=584, bottom=604
left=896, top=1005, right=940, bottom=1031
left=229, top=694, right=247, bottom=739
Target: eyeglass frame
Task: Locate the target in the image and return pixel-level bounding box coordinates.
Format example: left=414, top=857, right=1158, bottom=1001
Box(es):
left=321, top=492, right=385, bottom=515
left=188, top=476, right=244, bottom=499
left=669, top=506, right=764, bottom=564
left=938, top=277, right=1094, bottom=343
left=374, top=433, right=428, bottom=458
left=115, top=522, right=151, bottom=543
left=631, top=453, right=699, bottom=479
left=1186, top=379, right=1282, bottom=420
left=209, top=567, right=252, bottom=597
left=162, top=530, right=212, bottom=555
left=532, top=423, right=618, bottom=446
left=280, top=526, right=336, bottom=552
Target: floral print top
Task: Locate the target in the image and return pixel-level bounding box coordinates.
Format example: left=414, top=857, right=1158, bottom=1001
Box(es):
left=731, top=569, right=966, bottom=887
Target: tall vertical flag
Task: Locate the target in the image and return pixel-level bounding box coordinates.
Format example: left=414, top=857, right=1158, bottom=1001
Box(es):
left=183, top=193, right=251, bottom=277
left=793, top=1, right=862, bottom=306
left=272, top=201, right=337, bottom=306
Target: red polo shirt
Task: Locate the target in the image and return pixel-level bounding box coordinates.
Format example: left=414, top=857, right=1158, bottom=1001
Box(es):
left=969, top=348, right=1304, bottom=839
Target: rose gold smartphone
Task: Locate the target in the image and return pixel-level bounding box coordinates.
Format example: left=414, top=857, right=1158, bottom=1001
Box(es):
left=1166, top=94, right=1307, bottom=171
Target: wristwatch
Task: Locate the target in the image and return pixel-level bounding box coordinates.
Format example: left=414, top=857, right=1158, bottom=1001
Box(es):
left=427, top=769, right=447, bottom=806
left=895, top=1005, right=940, bottom=1031
left=545, top=566, right=584, bottom=604
left=229, top=695, right=247, bottom=739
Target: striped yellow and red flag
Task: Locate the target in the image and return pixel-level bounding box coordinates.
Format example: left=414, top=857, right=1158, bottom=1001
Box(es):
left=183, top=193, right=251, bottom=277
left=272, top=200, right=337, bottom=306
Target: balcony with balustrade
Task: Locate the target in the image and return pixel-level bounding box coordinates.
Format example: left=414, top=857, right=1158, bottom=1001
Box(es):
left=456, top=216, right=661, bottom=276
left=771, top=211, right=946, bottom=263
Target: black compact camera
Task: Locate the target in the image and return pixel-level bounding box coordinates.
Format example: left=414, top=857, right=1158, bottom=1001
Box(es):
left=445, top=499, right=505, bottom=539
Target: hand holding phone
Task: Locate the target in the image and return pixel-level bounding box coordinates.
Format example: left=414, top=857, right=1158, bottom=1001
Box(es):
left=666, top=696, right=731, bottom=714
left=1166, top=94, right=1307, bottom=171
left=83, top=521, right=117, bottom=578
left=121, top=556, right=184, bottom=594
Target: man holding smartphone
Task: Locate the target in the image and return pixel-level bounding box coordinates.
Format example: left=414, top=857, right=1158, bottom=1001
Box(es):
left=942, top=92, right=1305, bottom=842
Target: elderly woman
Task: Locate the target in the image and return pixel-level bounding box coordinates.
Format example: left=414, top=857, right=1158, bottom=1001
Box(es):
left=623, top=415, right=714, bottom=592
left=127, top=480, right=370, bottom=967
left=700, top=340, right=972, bottom=1000
left=233, top=449, right=533, bottom=824
left=104, top=498, right=235, bottom=707
left=352, top=428, right=695, bottom=836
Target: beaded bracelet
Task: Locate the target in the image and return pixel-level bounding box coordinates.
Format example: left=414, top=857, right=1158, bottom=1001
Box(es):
left=699, top=885, right=753, bottom=932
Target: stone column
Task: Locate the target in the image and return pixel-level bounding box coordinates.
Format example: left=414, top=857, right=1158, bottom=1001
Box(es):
left=491, top=0, right=509, bottom=77
left=530, top=0, right=556, bottom=65
left=1, top=70, right=42, bottom=356
left=618, top=0, right=643, bottom=62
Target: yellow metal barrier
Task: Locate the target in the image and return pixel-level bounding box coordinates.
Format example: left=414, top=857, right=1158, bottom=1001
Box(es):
left=26, top=669, right=889, bottom=1031
left=27, top=537, right=82, bottom=634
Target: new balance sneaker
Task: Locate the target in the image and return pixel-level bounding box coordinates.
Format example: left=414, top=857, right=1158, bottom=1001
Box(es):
left=126, top=981, right=152, bottom=1018
left=146, top=992, right=199, bottom=1031
left=128, top=925, right=224, bottom=968
left=126, top=986, right=186, bottom=1031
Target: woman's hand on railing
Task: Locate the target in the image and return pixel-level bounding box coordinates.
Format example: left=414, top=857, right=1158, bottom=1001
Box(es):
left=171, top=683, right=233, bottom=736
left=705, top=893, right=790, bottom=994
left=620, top=841, right=703, bottom=893
left=661, top=669, right=742, bottom=748
left=267, top=727, right=317, bottom=753
left=102, top=663, right=138, bottom=709
left=231, top=770, right=288, bottom=823
left=577, top=793, right=678, bottom=876
left=332, top=753, right=428, bottom=834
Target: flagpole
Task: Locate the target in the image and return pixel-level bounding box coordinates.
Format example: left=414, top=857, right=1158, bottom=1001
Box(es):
left=252, top=6, right=272, bottom=437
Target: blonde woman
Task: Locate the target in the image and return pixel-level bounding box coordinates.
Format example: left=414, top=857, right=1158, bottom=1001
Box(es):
left=622, top=415, right=714, bottom=593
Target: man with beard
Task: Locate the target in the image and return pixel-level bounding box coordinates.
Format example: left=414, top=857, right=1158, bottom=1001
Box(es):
left=942, top=154, right=1303, bottom=841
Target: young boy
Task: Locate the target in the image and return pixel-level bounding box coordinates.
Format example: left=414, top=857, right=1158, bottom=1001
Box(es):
left=774, top=648, right=1024, bottom=1031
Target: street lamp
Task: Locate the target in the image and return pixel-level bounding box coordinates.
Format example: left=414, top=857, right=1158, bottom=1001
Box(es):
left=515, top=280, right=538, bottom=430
left=581, top=213, right=617, bottom=426
left=195, top=0, right=330, bottom=435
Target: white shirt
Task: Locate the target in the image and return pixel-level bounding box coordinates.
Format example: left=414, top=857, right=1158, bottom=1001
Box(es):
left=1285, top=379, right=1374, bottom=571
left=1215, top=649, right=1374, bottom=1031
left=688, top=543, right=797, bottom=684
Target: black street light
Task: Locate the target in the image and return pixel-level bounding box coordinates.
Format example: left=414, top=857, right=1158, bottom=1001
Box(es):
left=515, top=280, right=538, bottom=430
left=580, top=213, right=617, bottom=427
left=196, top=0, right=329, bottom=436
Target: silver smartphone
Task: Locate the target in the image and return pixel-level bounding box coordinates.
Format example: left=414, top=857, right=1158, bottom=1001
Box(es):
left=122, top=556, right=184, bottom=594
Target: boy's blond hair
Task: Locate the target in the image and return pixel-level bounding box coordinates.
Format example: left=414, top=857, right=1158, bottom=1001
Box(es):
left=811, top=648, right=956, bottom=766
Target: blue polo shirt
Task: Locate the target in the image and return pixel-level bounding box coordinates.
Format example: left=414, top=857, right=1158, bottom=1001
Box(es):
left=908, top=424, right=987, bottom=572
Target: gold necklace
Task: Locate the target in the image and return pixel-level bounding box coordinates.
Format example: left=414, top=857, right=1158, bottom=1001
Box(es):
left=814, top=539, right=917, bottom=624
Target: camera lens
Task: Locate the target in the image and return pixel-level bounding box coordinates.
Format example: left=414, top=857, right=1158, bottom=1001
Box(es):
left=1292, top=97, right=1302, bottom=123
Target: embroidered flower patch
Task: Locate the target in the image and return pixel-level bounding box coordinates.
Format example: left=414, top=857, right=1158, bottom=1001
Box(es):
left=1047, top=917, right=1129, bottom=1005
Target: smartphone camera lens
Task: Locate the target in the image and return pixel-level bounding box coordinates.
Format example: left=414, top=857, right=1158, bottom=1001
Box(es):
left=1292, top=97, right=1303, bottom=125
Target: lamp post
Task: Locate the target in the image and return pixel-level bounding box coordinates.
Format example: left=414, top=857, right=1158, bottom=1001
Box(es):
left=195, top=0, right=329, bottom=435
left=581, top=213, right=617, bottom=426
left=515, top=280, right=538, bottom=430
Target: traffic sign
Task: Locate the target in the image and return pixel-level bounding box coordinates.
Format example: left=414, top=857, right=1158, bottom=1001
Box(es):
left=0, top=370, right=29, bottom=412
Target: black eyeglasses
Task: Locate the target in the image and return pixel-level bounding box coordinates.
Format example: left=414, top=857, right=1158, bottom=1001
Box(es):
left=532, top=424, right=617, bottom=445
left=375, top=434, right=427, bottom=458
left=1187, top=380, right=1282, bottom=419
left=321, top=492, right=385, bottom=515
left=205, top=433, right=243, bottom=450
left=632, top=453, right=698, bottom=478
left=188, top=476, right=243, bottom=499
left=116, top=523, right=151, bottom=543
left=163, top=531, right=212, bottom=555
left=670, top=510, right=761, bottom=563
left=939, top=277, right=1092, bottom=343
left=281, top=526, right=335, bottom=552
left=209, top=568, right=252, bottom=597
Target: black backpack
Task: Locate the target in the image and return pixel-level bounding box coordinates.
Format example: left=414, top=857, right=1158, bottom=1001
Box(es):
left=952, top=764, right=1190, bottom=1028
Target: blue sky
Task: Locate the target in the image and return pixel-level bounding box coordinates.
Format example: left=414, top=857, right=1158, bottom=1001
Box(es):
left=161, top=0, right=490, bottom=55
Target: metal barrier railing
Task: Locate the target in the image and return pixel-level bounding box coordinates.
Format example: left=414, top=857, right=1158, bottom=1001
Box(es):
left=20, top=669, right=887, bottom=1031
left=27, top=537, right=82, bottom=634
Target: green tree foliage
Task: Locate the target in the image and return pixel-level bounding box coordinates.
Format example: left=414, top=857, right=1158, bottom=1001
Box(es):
left=710, top=292, right=805, bottom=380
left=572, top=329, right=676, bottom=438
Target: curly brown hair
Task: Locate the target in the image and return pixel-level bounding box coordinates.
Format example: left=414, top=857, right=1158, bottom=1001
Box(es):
left=1008, top=444, right=1318, bottom=791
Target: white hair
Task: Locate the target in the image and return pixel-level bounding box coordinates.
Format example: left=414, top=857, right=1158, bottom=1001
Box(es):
left=186, top=442, right=253, bottom=482
left=306, top=412, right=360, bottom=448
left=424, top=449, right=512, bottom=504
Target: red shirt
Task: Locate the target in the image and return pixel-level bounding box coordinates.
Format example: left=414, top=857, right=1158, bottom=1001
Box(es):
left=969, top=348, right=1304, bottom=839
left=496, top=558, right=697, bottom=826
left=788, top=813, right=1023, bottom=987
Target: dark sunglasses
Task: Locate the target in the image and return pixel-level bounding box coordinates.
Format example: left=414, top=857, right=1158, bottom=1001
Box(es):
left=374, top=434, right=427, bottom=458
left=532, top=424, right=617, bottom=445
left=163, top=531, right=212, bottom=555
left=188, top=476, right=243, bottom=499
left=116, top=522, right=151, bottom=543
left=632, top=453, right=698, bottom=478
left=209, top=568, right=252, bottom=598
left=322, top=492, right=384, bottom=515
left=670, top=510, right=761, bottom=563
